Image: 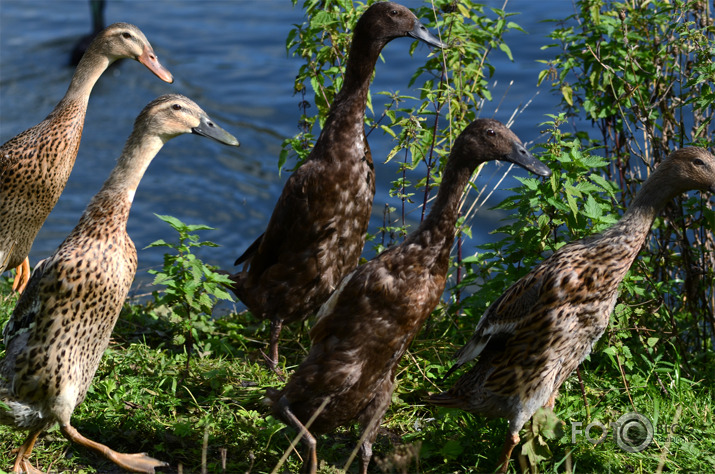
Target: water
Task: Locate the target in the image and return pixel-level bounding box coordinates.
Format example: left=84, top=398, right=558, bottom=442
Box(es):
left=0, top=0, right=574, bottom=299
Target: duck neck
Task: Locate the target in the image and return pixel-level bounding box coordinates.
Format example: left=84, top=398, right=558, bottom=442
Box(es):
left=313, top=30, right=385, bottom=159
left=59, top=49, right=112, bottom=108
left=337, top=32, right=384, bottom=105
left=83, top=131, right=164, bottom=226
left=412, top=146, right=475, bottom=263
left=606, top=164, right=679, bottom=247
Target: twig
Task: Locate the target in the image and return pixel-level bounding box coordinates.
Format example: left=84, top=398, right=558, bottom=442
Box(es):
left=576, top=366, right=590, bottom=423
left=202, top=424, right=209, bottom=474
left=615, top=353, right=635, bottom=411
left=655, top=405, right=682, bottom=474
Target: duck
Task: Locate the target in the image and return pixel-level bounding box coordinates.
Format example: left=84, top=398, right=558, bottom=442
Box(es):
left=0, top=22, right=173, bottom=294
left=266, top=119, right=552, bottom=474
left=428, top=146, right=715, bottom=472
left=226, top=1, right=446, bottom=370
left=69, top=0, right=107, bottom=66
left=0, top=94, right=239, bottom=474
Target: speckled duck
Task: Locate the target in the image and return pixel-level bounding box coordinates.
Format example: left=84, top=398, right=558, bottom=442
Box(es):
left=0, top=22, right=173, bottom=294
left=429, top=146, right=715, bottom=472
left=1, top=94, right=238, bottom=474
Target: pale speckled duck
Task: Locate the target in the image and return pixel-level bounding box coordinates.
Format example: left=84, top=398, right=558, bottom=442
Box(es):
left=226, top=2, right=446, bottom=369
left=429, top=146, right=715, bottom=472
left=0, top=94, right=239, bottom=474
left=0, top=22, right=173, bottom=294
left=266, top=119, right=551, bottom=474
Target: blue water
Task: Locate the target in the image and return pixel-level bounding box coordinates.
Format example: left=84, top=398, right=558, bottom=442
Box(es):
left=0, top=0, right=574, bottom=302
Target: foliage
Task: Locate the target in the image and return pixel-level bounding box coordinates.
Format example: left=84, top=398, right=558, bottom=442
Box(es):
left=145, top=214, right=236, bottom=361
left=539, top=0, right=715, bottom=359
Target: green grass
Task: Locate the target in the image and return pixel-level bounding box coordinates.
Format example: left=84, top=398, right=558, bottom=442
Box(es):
left=2, top=275, right=713, bottom=473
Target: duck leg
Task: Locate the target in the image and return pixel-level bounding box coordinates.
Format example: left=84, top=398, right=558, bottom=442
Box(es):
left=355, top=380, right=393, bottom=474
left=11, top=257, right=30, bottom=293
left=267, top=318, right=283, bottom=372
left=275, top=395, right=318, bottom=474
left=60, top=423, right=168, bottom=473
left=12, top=429, right=44, bottom=474
left=495, top=430, right=520, bottom=473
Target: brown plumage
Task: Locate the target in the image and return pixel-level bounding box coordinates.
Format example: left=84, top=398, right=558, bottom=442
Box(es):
left=226, top=2, right=446, bottom=369
left=0, top=22, right=173, bottom=294
left=0, top=94, right=238, bottom=474
left=429, top=146, right=715, bottom=472
left=266, top=119, right=551, bottom=474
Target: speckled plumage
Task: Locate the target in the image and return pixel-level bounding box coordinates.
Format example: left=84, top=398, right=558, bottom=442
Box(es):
left=227, top=2, right=446, bottom=369
left=0, top=22, right=173, bottom=293
left=429, top=146, right=715, bottom=472
left=0, top=94, right=238, bottom=474
left=266, top=119, right=551, bottom=474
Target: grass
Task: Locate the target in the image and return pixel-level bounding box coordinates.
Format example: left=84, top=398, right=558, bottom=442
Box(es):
left=1, top=271, right=714, bottom=473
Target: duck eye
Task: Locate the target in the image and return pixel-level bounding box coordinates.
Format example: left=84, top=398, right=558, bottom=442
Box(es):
left=694, top=158, right=705, bottom=166
left=390, top=9, right=398, bottom=15
left=121, top=32, right=132, bottom=39
left=172, top=104, right=182, bottom=111
left=486, top=129, right=496, bottom=136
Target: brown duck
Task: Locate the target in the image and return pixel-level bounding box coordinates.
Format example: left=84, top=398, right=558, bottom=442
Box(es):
left=0, top=94, right=238, bottom=474
left=266, top=119, right=551, bottom=474
left=226, top=2, right=446, bottom=369
left=0, top=22, right=173, bottom=293
left=429, top=147, right=715, bottom=472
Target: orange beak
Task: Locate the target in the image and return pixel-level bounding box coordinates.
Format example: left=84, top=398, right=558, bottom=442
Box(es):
left=138, top=46, right=173, bottom=83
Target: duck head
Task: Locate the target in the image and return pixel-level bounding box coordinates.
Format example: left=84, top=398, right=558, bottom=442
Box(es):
left=657, top=147, right=715, bottom=195
left=137, top=94, right=239, bottom=147
left=455, top=119, right=552, bottom=177
left=355, top=2, right=447, bottom=49
left=87, top=22, right=173, bottom=83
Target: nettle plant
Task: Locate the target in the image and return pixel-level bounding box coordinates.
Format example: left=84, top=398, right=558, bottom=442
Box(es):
left=146, top=214, right=235, bottom=362
left=539, top=0, right=714, bottom=376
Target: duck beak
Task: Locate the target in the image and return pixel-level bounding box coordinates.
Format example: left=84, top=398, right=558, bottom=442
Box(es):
left=192, top=115, right=240, bottom=147
left=507, top=141, right=552, bottom=177
left=408, top=20, right=447, bottom=49
left=138, top=46, right=174, bottom=83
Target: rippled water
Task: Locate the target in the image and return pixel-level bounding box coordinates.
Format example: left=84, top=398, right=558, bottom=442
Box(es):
left=0, top=0, right=572, bottom=298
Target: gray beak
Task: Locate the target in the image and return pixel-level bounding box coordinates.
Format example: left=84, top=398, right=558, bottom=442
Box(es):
left=192, top=115, right=240, bottom=147
left=507, top=141, right=552, bottom=177
left=408, top=20, right=447, bottom=49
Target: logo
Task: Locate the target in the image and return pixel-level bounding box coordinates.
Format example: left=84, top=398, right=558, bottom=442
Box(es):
left=612, top=412, right=654, bottom=452
left=571, top=411, right=665, bottom=453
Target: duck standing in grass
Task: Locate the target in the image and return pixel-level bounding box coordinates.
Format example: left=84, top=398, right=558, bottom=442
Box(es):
left=0, top=94, right=239, bottom=474
left=429, top=146, right=715, bottom=472
left=226, top=2, right=446, bottom=370
left=266, top=119, right=551, bottom=474
left=0, top=22, right=173, bottom=294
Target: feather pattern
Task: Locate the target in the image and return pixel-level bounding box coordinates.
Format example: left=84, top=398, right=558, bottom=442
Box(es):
left=430, top=146, right=715, bottom=472
left=0, top=94, right=238, bottom=474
